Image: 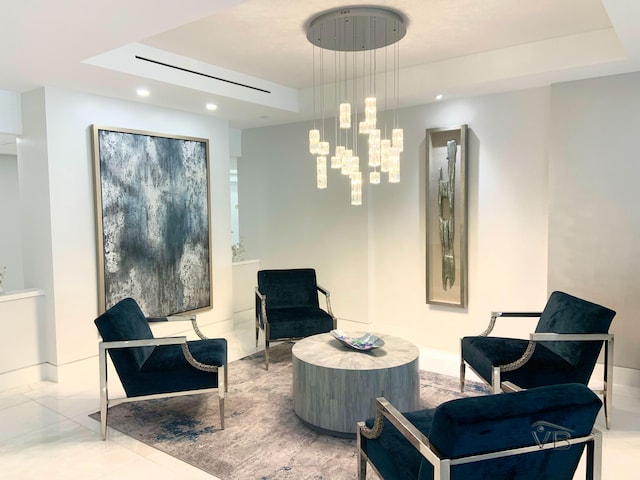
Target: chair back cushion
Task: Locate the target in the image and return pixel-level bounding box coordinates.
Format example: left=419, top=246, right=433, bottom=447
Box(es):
left=426, top=383, right=601, bottom=479
left=258, top=269, right=320, bottom=309
left=94, top=297, right=155, bottom=371
left=535, top=291, right=615, bottom=367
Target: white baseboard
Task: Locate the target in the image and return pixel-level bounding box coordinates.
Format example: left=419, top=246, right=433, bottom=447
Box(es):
left=0, top=364, right=48, bottom=391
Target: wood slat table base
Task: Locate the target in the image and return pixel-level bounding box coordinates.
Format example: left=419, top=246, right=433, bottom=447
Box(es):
left=292, top=332, right=420, bottom=437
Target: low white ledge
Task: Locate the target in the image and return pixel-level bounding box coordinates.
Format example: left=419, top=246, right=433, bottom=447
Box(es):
left=0, top=288, right=45, bottom=303
left=232, top=259, right=260, bottom=266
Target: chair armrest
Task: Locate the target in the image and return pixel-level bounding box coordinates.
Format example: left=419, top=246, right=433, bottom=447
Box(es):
left=358, top=397, right=442, bottom=468
left=496, top=332, right=614, bottom=374
left=99, top=336, right=220, bottom=373
left=255, top=287, right=267, bottom=327
left=316, top=284, right=335, bottom=318
left=317, top=284, right=330, bottom=296
left=99, top=337, right=187, bottom=352
left=146, top=315, right=196, bottom=322
left=479, top=311, right=542, bottom=336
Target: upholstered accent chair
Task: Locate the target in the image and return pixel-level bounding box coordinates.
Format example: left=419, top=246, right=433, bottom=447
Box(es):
left=94, top=297, right=227, bottom=440
left=460, top=291, right=615, bottom=427
left=255, top=268, right=336, bottom=369
left=357, top=383, right=603, bottom=480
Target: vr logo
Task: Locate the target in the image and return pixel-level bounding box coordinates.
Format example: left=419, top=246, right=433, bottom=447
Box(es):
left=531, top=421, right=573, bottom=450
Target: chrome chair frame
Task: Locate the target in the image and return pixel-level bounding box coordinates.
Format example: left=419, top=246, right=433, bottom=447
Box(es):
left=357, top=397, right=603, bottom=480
left=460, top=311, right=614, bottom=428
left=98, top=314, right=226, bottom=440
left=255, top=283, right=336, bottom=369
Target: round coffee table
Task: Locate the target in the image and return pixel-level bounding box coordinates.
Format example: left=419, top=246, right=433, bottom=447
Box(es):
left=292, top=331, right=419, bottom=437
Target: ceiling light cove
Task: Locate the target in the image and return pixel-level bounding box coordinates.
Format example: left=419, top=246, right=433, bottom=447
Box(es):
left=83, top=43, right=299, bottom=113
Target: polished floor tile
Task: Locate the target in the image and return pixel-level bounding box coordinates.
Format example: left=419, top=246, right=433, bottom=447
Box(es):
left=0, top=311, right=638, bottom=479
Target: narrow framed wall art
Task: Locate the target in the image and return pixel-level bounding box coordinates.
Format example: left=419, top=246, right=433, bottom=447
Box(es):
left=425, top=125, right=468, bottom=308
left=91, top=125, right=212, bottom=316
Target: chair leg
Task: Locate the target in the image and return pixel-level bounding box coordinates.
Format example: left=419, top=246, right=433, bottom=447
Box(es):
left=492, top=366, right=501, bottom=393
left=587, top=429, right=603, bottom=480
left=219, top=395, right=225, bottom=430
left=603, top=338, right=614, bottom=429
left=99, top=344, right=109, bottom=440
left=357, top=429, right=367, bottom=480
left=265, top=339, right=270, bottom=370
left=255, top=319, right=260, bottom=348
left=265, top=324, right=270, bottom=370
left=460, top=360, right=466, bottom=393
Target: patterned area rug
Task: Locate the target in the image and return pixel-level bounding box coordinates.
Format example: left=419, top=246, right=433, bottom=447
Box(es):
left=90, top=343, right=490, bottom=480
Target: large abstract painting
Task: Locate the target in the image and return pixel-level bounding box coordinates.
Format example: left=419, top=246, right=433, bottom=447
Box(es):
left=426, top=125, right=468, bottom=308
left=92, top=125, right=212, bottom=316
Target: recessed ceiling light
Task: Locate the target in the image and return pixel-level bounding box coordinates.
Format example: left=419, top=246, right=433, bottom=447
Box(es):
left=136, top=88, right=150, bottom=97
left=435, top=94, right=444, bottom=101
left=206, top=103, right=218, bottom=111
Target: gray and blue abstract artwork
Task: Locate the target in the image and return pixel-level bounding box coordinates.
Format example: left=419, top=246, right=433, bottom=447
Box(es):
left=97, top=129, right=211, bottom=316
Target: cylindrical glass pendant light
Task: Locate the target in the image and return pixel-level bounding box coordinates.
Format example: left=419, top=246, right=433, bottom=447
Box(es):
left=380, top=139, right=391, bottom=172
left=339, top=103, right=351, bottom=129
left=317, top=156, right=327, bottom=189
left=388, top=146, right=400, bottom=183
left=368, top=129, right=381, bottom=167
left=318, top=141, right=330, bottom=156
left=392, top=128, right=404, bottom=152
left=351, top=171, right=362, bottom=205
left=309, top=129, right=320, bottom=154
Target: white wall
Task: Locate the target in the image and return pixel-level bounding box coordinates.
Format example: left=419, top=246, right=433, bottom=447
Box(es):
left=0, top=89, right=21, bottom=134
left=240, top=121, right=370, bottom=323
left=240, top=87, right=550, bottom=354
left=549, top=72, right=640, bottom=370
left=18, top=87, right=233, bottom=371
left=370, top=89, right=550, bottom=352
left=0, top=154, right=25, bottom=291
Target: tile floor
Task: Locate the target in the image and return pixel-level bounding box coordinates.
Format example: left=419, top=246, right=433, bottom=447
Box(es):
left=1, top=311, right=639, bottom=479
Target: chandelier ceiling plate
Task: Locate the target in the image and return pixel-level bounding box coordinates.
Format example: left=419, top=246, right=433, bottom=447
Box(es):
left=306, top=7, right=406, bottom=52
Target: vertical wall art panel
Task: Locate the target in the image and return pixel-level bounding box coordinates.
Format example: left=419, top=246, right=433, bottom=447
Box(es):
left=92, top=125, right=212, bottom=316
left=426, top=125, right=468, bottom=308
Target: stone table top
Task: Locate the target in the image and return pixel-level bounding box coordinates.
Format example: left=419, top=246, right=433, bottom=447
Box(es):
left=292, top=331, right=419, bottom=371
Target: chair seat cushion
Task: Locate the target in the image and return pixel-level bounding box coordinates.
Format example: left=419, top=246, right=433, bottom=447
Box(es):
left=462, top=336, right=589, bottom=387
left=266, top=307, right=334, bottom=340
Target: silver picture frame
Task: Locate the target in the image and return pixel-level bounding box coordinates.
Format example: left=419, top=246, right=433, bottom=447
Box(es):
left=91, top=125, right=212, bottom=316
left=426, top=125, right=468, bottom=308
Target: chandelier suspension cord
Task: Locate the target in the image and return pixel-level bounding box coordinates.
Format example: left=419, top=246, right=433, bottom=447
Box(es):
left=395, top=37, right=400, bottom=128
left=320, top=32, right=325, bottom=141
left=312, top=43, right=317, bottom=129
left=334, top=42, right=339, bottom=153
left=352, top=22, right=358, bottom=157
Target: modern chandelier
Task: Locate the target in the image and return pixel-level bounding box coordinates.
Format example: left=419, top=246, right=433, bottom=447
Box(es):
left=306, top=7, right=406, bottom=205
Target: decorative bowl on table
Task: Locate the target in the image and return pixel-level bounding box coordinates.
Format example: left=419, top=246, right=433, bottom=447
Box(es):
left=330, top=329, right=385, bottom=351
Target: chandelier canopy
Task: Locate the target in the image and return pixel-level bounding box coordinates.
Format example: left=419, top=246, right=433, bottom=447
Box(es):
left=306, top=7, right=406, bottom=205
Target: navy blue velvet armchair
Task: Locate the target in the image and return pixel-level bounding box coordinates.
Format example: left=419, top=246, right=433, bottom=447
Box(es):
left=460, top=291, right=615, bottom=428
left=255, top=268, right=336, bottom=369
left=357, top=383, right=603, bottom=480
left=94, top=297, right=227, bottom=439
